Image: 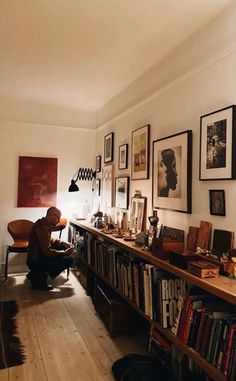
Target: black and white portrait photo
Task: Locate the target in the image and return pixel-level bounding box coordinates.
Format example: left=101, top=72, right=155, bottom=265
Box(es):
left=157, top=146, right=182, bottom=198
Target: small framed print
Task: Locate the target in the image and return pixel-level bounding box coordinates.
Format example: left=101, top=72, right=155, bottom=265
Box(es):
left=119, top=144, right=128, bottom=170
left=209, top=189, right=225, bottom=216
left=200, top=105, right=236, bottom=180
left=96, top=155, right=101, bottom=173
left=95, top=179, right=101, bottom=196
left=104, top=132, right=114, bottom=163
left=131, top=124, right=150, bottom=180
left=115, top=176, right=129, bottom=210
left=130, top=197, right=146, bottom=232
left=101, top=164, right=114, bottom=207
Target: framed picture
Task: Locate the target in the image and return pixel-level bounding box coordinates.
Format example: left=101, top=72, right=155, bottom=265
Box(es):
left=104, top=132, right=114, bottom=163
left=199, top=105, right=236, bottom=180
left=101, top=164, right=114, bottom=207
left=131, top=124, right=150, bottom=180
left=17, top=156, right=58, bottom=207
left=209, top=189, right=225, bottom=216
left=130, top=197, right=146, bottom=232
left=152, top=130, right=192, bottom=213
left=95, top=179, right=101, bottom=196
left=115, top=176, right=129, bottom=209
left=96, top=155, right=101, bottom=173
left=118, top=144, right=128, bottom=170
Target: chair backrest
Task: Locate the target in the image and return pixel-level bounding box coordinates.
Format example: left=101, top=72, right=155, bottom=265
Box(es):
left=7, top=219, right=34, bottom=244
left=51, top=217, right=67, bottom=232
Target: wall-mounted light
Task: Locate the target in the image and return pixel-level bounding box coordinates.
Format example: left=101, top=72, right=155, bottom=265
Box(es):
left=68, top=168, right=96, bottom=192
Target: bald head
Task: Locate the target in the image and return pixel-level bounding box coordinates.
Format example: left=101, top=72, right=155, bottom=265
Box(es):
left=46, top=206, right=61, bottom=227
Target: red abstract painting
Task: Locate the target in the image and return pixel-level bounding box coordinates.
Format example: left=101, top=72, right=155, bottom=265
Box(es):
left=17, top=156, right=58, bottom=207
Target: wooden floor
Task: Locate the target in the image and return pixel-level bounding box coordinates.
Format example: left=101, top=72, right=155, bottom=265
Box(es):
left=0, top=271, right=148, bottom=381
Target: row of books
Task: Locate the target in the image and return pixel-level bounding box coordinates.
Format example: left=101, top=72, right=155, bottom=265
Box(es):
left=86, top=238, right=187, bottom=328
left=171, top=286, right=236, bottom=379
left=150, top=325, right=224, bottom=381
left=85, top=237, right=236, bottom=380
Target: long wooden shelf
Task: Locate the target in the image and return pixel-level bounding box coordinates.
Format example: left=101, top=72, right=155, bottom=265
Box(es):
left=70, top=220, right=235, bottom=381
left=75, top=251, right=226, bottom=381
left=70, top=220, right=236, bottom=305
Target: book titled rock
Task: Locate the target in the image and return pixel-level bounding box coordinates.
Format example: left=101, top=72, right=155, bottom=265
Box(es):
left=159, top=277, right=187, bottom=328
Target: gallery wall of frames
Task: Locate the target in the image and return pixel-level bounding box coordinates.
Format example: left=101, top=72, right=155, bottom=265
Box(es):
left=94, top=105, right=236, bottom=226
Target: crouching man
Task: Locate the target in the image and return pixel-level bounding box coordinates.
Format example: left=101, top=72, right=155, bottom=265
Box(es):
left=27, top=206, right=73, bottom=290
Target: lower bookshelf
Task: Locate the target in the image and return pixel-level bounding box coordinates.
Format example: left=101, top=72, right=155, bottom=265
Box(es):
left=69, top=220, right=235, bottom=381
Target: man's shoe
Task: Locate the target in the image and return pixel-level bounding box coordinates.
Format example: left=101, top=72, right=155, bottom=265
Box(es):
left=31, top=283, right=53, bottom=291
left=26, top=272, right=33, bottom=281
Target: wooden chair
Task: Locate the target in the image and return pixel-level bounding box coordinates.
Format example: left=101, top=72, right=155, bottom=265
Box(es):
left=51, top=217, right=70, bottom=279
left=51, top=217, right=67, bottom=238
left=5, top=219, right=34, bottom=283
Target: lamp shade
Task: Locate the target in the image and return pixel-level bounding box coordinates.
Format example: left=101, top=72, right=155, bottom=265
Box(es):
left=68, top=180, right=79, bottom=192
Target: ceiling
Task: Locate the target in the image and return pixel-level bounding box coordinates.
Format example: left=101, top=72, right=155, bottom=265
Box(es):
left=0, top=0, right=234, bottom=128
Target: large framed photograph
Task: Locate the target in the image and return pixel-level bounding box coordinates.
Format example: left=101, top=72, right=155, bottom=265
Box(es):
left=199, top=105, right=236, bottom=180
left=96, top=155, right=101, bottom=173
left=131, top=124, right=150, bottom=180
left=130, top=197, right=146, bottom=232
left=152, top=130, right=192, bottom=213
left=115, top=176, right=129, bottom=210
left=118, top=144, right=128, bottom=170
left=209, top=189, right=225, bottom=216
left=104, top=132, right=114, bottom=163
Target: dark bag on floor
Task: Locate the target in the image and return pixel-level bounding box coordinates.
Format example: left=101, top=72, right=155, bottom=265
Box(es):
left=112, top=353, right=173, bottom=381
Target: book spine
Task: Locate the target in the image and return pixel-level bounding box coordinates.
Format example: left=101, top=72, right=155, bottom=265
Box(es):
left=228, top=330, right=236, bottom=380
left=224, top=326, right=236, bottom=377
left=212, top=319, right=223, bottom=366
left=206, top=319, right=217, bottom=362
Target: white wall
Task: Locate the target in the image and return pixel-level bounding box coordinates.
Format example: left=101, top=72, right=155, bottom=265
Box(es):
left=1, top=2, right=236, bottom=272
left=0, top=121, right=96, bottom=269
left=96, top=4, right=236, bottom=244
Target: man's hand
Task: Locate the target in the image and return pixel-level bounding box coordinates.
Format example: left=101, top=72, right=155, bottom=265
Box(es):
left=62, top=241, right=73, bottom=249
left=64, top=246, right=73, bottom=256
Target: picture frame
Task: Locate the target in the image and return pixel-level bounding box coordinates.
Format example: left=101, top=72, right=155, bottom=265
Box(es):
left=209, top=189, right=225, bottom=216
left=101, top=164, right=114, bottom=207
left=104, top=132, right=114, bottom=163
left=118, top=144, right=128, bottom=170
left=17, top=156, right=58, bottom=207
left=199, top=105, right=236, bottom=180
left=152, top=130, right=192, bottom=213
left=130, top=197, right=146, bottom=232
left=115, top=176, right=129, bottom=210
left=96, top=155, right=101, bottom=173
left=131, top=124, right=150, bottom=180
left=95, top=179, right=101, bottom=196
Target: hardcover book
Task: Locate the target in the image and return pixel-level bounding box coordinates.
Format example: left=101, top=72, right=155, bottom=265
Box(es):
left=159, top=277, right=187, bottom=328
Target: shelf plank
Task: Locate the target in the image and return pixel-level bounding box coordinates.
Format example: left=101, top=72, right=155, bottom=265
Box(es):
left=71, top=220, right=236, bottom=305
left=70, top=220, right=234, bottom=381
left=77, top=254, right=227, bottom=381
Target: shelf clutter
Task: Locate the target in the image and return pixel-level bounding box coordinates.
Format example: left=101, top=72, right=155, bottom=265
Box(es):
left=69, top=219, right=236, bottom=381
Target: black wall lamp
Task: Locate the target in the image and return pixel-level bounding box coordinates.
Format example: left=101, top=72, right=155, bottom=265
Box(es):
left=68, top=167, right=96, bottom=192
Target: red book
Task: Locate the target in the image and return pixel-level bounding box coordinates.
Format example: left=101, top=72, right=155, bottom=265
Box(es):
left=224, top=325, right=236, bottom=377
left=177, top=293, right=191, bottom=341
left=151, top=326, right=172, bottom=352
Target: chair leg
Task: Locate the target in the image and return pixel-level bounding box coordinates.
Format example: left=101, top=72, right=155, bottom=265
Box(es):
left=66, top=267, right=70, bottom=280
left=4, top=246, right=9, bottom=284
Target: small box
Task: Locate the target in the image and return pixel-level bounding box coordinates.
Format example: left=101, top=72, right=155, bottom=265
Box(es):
left=151, top=238, right=184, bottom=259
left=169, top=250, right=200, bottom=269
left=187, top=261, right=219, bottom=279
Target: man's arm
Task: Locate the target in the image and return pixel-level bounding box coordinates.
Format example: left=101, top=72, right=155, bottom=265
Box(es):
left=36, top=225, right=73, bottom=257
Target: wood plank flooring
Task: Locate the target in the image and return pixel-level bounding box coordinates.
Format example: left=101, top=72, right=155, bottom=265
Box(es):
left=0, top=271, right=148, bottom=381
